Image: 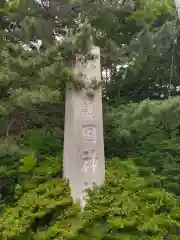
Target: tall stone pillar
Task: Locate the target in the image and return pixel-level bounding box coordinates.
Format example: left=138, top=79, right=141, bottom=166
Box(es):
left=63, top=46, right=105, bottom=208
left=174, top=0, right=180, bottom=17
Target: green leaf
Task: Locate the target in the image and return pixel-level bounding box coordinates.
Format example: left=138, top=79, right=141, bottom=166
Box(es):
left=19, top=153, right=37, bottom=173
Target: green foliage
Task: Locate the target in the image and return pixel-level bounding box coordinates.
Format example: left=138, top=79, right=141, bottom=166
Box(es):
left=1, top=97, right=180, bottom=238
left=104, top=97, right=180, bottom=158
left=0, top=42, right=74, bottom=118
left=0, top=128, right=63, bottom=206
left=19, top=153, right=37, bottom=173
left=84, top=159, right=180, bottom=239
left=133, top=140, right=180, bottom=196
left=1, top=113, right=180, bottom=238
left=0, top=179, right=75, bottom=239
left=0, top=157, right=180, bottom=239
left=132, top=0, right=174, bottom=24
left=18, top=128, right=63, bottom=157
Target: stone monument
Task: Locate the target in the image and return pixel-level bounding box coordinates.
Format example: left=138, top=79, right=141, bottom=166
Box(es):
left=63, top=46, right=105, bottom=208
left=174, top=0, right=180, bottom=17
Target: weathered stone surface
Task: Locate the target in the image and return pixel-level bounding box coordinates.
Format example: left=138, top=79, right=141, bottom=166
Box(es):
left=63, top=46, right=105, bottom=208
left=174, top=0, right=180, bottom=17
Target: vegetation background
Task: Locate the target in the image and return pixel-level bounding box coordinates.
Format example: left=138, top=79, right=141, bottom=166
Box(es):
left=1, top=0, right=180, bottom=239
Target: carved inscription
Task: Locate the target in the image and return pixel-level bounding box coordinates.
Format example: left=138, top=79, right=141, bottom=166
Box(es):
left=81, top=150, right=97, bottom=174
left=82, top=124, right=96, bottom=143
left=85, top=75, right=97, bottom=83
left=76, top=55, right=97, bottom=69
left=81, top=101, right=94, bottom=119
left=76, top=55, right=87, bottom=69
left=81, top=61, right=88, bottom=68
left=88, top=60, right=96, bottom=69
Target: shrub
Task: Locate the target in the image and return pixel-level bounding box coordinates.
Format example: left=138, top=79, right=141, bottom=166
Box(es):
left=0, top=158, right=180, bottom=239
